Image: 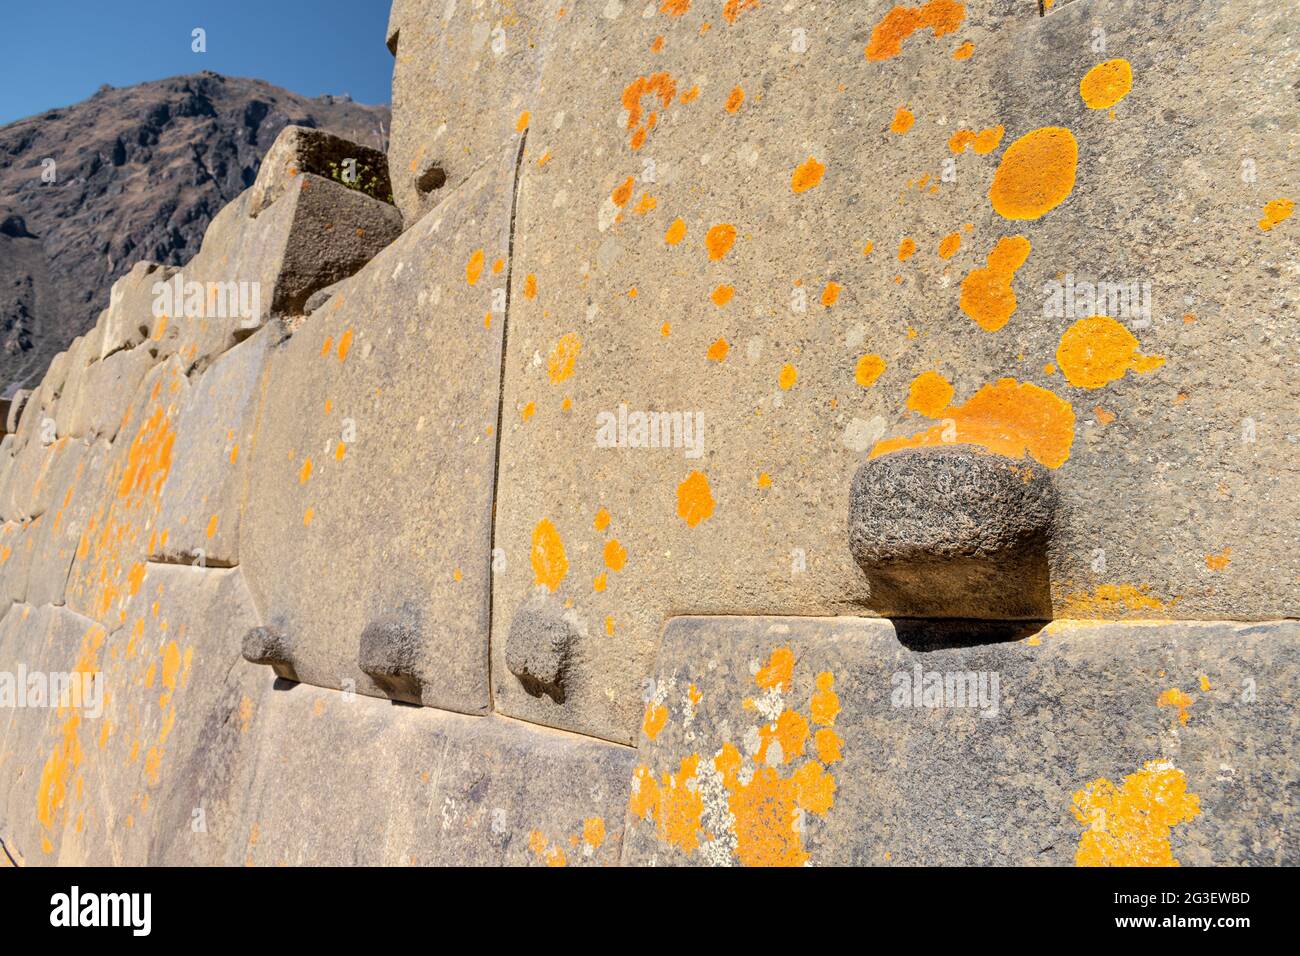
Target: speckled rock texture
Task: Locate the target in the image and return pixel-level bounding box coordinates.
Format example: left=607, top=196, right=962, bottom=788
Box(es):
left=0, top=0, right=1295, bottom=866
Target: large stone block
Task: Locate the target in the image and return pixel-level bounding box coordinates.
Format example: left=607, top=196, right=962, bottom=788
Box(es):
left=64, top=358, right=191, bottom=625
left=98, top=261, right=179, bottom=361
left=240, top=144, right=521, bottom=713
left=62, top=344, right=159, bottom=442
left=152, top=327, right=275, bottom=568
left=623, top=614, right=1298, bottom=866
left=386, top=0, right=559, bottom=222
left=25, top=440, right=110, bottom=608
left=488, top=0, right=1298, bottom=744
left=248, top=125, right=392, bottom=217
left=220, top=683, right=634, bottom=867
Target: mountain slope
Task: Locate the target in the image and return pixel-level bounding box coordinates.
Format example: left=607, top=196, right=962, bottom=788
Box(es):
left=0, top=71, right=389, bottom=391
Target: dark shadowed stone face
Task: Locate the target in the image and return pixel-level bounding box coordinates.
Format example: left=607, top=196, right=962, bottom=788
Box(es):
left=505, top=592, right=575, bottom=704
left=849, top=447, right=1057, bottom=620
left=358, top=611, right=425, bottom=704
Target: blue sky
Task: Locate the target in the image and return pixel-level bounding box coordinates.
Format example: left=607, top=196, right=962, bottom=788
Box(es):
left=0, top=0, right=394, bottom=126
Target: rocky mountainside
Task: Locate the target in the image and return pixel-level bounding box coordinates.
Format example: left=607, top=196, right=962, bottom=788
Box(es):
left=0, top=72, right=389, bottom=392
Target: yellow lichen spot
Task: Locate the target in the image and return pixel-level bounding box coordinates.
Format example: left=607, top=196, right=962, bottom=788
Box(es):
left=757, top=471, right=772, bottom=489
left=603, top=538, right=628, bottom=571
left=756, top=645, right=795, bottom=692
left=866, top=0, right=965, bottom=61
left=1080, top=58, right=1133, bottom=110
left=521, top=401, right=536, bottom=421
left=855, top=354, right=887, bottom=388
left=937, top=232, right=961, bottom=259
left=337, top=328, right=354, bottom=361
left=705, top=223, right=736, bottom=260
left=1059, top=583, right=1169, bottom=617
left=530, top=519, right=568, bottom=592
left=593, top=507, right=611, bottom=532
left=953, top=40, right=974, bottom=60
left=948, top=125, right=1004, bottom=155
left=1199, top=674, right=1212, bottom=692
left=897, top=237, right=916, bottom=261
left=959, top=234, right=1032, bottom=331
left=791, top=156, right=825, bottom=194
left=821, top=281, right=842, bottom=306
left=593, top=572, right=607, bottom=592
left=729, top=767, right=808, bottom=866
left=810, top=672, right=840, bottom=726
left=890, top=106, right=915, bottom=134
left=605, top=616, right=615, bottom=636
left=547, top=332, right=582, bottom=384
left=724, top=86, right=744, bottom=113
left=516, top=110, right=531, bottom=132
left=676, top=470, right=715, bottom=527
left=710, top=284, right=734, bottom=306
left=642, top=703, right=669, bottom=740
left=632, top=192, right=657, bottom=215
left=611, top=176, right=635, bottom=207
left=1205, top=547, right=1232, bottom=572
left=664, top=217, right=687, bottom=245
left=583, top=817, right=606, bottom=849
left=1056, top=315, right=1165, bottom=389
left=1258, top=198, right=1294, bottom=232
left=706, top=337, right=730, bottom=362
left=303, top=507, right=314, bottom=526
left=989, top=127, right=1078, bottom=220
left=1157, top=688, right=1194, bottom=726
left=1071, top=761, right=1201, bottom=866
left=298, top=457, right=312, bottom=484
left=906, top=370, right=953, bottom=416
left=791, top=760, right=837, bottom=815
left=205, top=514, right=218, bottom=539
left=757, top=708, right=810, bottom=765
left=862, top=240, right=874, bottom=256
left=875, top=377, right=1076, bottom=469
left=815, top=727, right=844, bottom=764
left=778, top=362, right=798, bottom=390
left=466, top=248, right=485, bottom=285
left=523, top=273, right=538, bottom=299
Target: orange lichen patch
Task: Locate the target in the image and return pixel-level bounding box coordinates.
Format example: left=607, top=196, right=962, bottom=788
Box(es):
left=611, top=176, right=635, bottom=207
left=953, top=40, right=974, bottom=59
left=629, top=765, right=660, bottom=820
left=1059, top=583, right=1169, bottom=617
left=466, top=248, right=485, bottom=285
left=815, top=728, right=844, bottom=764
left=1205, top=547, right=1232, bottom=571
left=778, top=363, right=798, bottom=390
left=37, top=624, right=105, bottom=843
left=661, top=0, right=691, bottom=15
left=583, top=817, right=606, bottom=849
left=875, top=377, right=1076, bottom=469
left=664, top=217, right=687, bottom=245
left=729, top=767, right=808, bottom=866
left=790, top=760, right=837, bottom=815
left=515, top=110, right=531, bottom=132
left=705, top=223, right=736, bottom=260
left=725, top=86, right=745, bottom=113
left=1258, top=198, right=1295, bottom=231
left=593, top=507, right=611, bottom=532
left=603, top=538, right=628, bottom=571
left=205, top=515, right=218, bottom=539
left=989, top=127, right=1078, bottom=220
left=959, top=235, right=1032, bottom=331
left=1094, top=406, right=1115, bottom=425
left=1080, top=59, right=1133, bottom=109
left=710, top=284, right=735, bottom=306
left=1199, top=674, right=1212, bottom=692
left=1055, top=316, right=1165, bottom=389
left=890, top=106, right=916, bottom=134
left=722, top=0, right=759, bottom=24
left=821, top=281, right=842, bottom=306
left=676, top=470, right=715, bottom=527
left=642, top=703, right=669, bottom=740
left=650, top=35, right=665, bottom=53
left=523, top=273, right=538, bottom=299
left=905, top=370, right=954, bottom=416
left=862, top=240, right=874, bottom=255
left=855, top=354, right=887, bottom=387
left=592, top=572, right=607, bottom=593
left=756, top=709, right=809, bottom=765
left=791, top=156, right=825, bottom=193
left=706, top=338, right=730, bottom=362
left=757, top=472, right=772, bottom=489
left=334, top=328, right=355, bottom=363
left=530, top=519, right=568, bottom=592
left=547, top=332, right=582, bottom=384
left=621, top=72, right=677, bottom=150
left=810, top=672, right=840, bottom=726
left=303, top=507, right=314, bottom=526
left=755, top=645, right=795, bottom=692
left=948, top=125, right=1003, bottom=156
left=298, top=457, right=313, bottom=485
left=1071, top=761, right=1200, bottom=866
left=865, top=0, right=965, bottom=62
left=1157, top=688, right=1194, bottom=726
left=633, top=192, right=657, bottom=216
left=897, top=237, right=917, bottom=261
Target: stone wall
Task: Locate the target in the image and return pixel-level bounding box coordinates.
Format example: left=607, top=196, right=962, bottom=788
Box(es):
left=0, top=0, right=1295, bottom=867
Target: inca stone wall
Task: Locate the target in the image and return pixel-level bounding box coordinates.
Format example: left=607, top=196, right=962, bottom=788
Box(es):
left=0, top=0, right=1295, bottom=867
